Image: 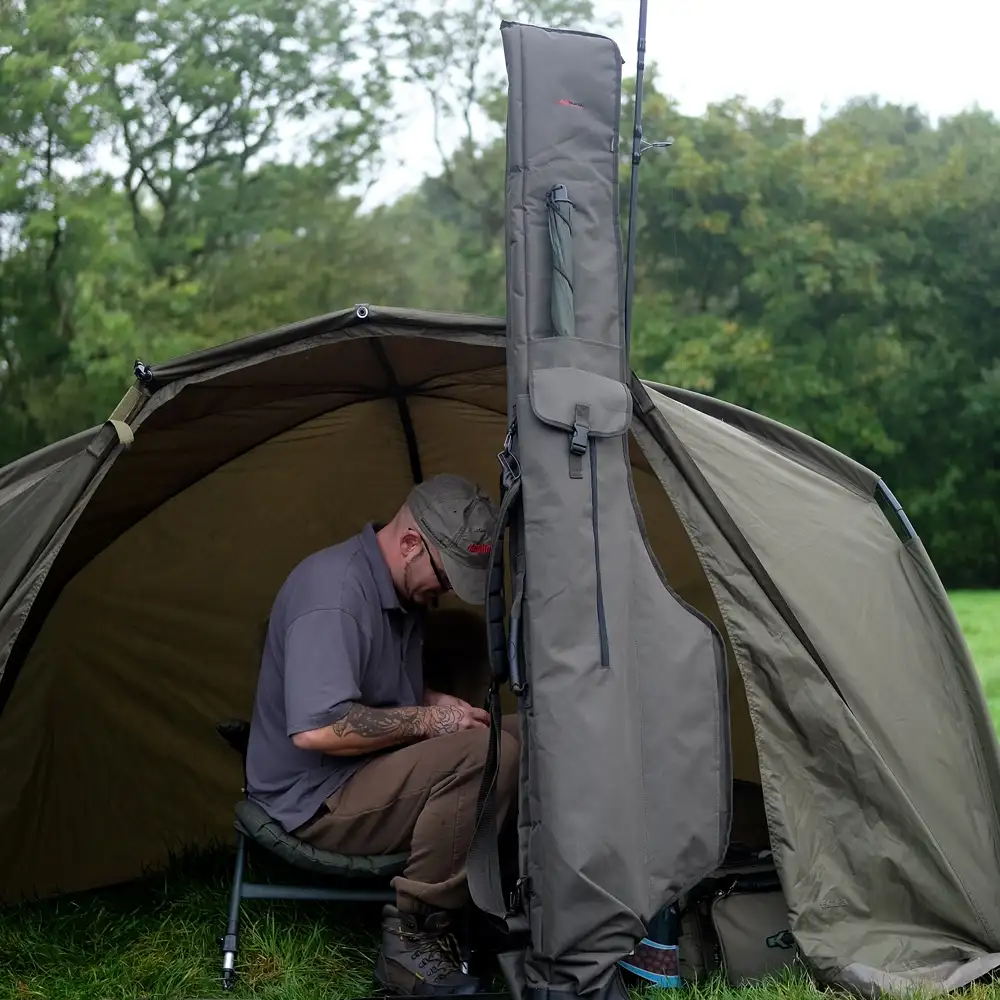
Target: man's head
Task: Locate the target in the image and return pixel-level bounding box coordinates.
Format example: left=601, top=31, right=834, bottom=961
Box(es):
left=377, top=474, right=499, bottom=607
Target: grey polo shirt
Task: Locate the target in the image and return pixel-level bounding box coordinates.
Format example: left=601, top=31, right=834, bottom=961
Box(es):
left=245, top=523, right=425, bottom=832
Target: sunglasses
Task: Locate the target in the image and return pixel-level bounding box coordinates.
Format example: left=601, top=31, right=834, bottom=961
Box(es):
left=419, top=534, right=451, bottom=593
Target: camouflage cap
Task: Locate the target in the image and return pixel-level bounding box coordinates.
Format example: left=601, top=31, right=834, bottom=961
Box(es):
left=406, top=474, right=498, bottom=605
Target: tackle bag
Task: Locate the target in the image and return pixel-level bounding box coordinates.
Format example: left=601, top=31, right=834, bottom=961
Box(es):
left=676, top=855, right=800, bottom=986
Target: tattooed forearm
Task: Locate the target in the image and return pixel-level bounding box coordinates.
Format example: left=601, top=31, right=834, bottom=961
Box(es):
left=331, top=704, right=425, bottom=741
left=319, top=703, right=466, bottom=754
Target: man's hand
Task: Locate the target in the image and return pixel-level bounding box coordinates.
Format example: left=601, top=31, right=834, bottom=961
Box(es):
left=421, top=701, right=490, bottom=735
left=423, top=689, right=490, bottom=729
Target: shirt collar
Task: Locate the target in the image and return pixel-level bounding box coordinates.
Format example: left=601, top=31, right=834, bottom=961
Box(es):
left=360, top=522, right=402, bottom=611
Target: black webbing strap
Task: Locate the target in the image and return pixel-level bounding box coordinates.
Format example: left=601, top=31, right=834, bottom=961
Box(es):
left=485, top=498, right=513, bottom=690
left=468, top=433, right=522, bottom=923
left=468, top=677, right=508, bottom=920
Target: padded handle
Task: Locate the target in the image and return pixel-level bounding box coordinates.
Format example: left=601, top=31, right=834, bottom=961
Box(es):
left=485, top=533, right=508, bottom=686
left=483, top=474, right=522, bottom=687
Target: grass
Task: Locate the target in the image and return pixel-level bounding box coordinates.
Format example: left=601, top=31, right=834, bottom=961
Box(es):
left=1, top=592, right=998, bottom=1000
left=0, top=849, right=384, bottom=1000
left=951, top=590, right=1000, bottom=729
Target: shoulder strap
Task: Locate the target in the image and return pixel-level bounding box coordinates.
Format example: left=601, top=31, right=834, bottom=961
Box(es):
left=467, top=678, right=510, bottom=921
left=468, top=427, right=523, bottom=924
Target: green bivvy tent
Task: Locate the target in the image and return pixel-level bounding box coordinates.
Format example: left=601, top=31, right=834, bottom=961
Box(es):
left=1, top=16, right=1000, bottom=1000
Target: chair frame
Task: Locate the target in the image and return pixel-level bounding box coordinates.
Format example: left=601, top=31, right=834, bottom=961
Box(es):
left=216, top=719, right=397, bottom=991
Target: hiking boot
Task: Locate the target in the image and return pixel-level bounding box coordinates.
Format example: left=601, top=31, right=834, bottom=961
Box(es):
left=374, top=904, right=481, bottom=996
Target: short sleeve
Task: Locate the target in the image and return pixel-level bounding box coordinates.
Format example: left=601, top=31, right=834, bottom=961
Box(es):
left=283, top=608, right=371, bottom=736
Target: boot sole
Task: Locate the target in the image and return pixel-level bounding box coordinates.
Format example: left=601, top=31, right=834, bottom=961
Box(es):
left=374, top=953, right=482, bottom=997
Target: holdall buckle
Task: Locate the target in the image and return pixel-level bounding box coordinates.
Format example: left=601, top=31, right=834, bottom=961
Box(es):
left=569, top=403, right=591, bottom=456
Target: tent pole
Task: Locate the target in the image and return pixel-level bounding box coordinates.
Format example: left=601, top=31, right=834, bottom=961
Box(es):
left=875, top=479, right=918, bottom=540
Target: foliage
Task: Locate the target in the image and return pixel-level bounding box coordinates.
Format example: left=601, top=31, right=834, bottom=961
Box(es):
left=1, top=1, right=997, bottom=585
left=626, top=81, right=1000, bottom=586
left=0, top=0, right=393, bottom=451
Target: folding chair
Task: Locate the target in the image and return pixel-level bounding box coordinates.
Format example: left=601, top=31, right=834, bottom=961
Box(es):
left=214, top=718, right=406, bottom=990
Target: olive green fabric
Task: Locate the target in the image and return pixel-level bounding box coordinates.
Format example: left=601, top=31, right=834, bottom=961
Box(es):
left=633, top=391, right=1000, bottom=994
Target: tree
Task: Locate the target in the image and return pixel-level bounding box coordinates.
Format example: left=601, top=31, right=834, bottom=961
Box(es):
left=386, top=0, right=609, bottom=314
left=0, top=0, right=398, bottom=464
left=627, top=84, right=1000, bottom=585
left=96, top=0, right=394, bottom=279
left=1, top=0, right=108, bottom=458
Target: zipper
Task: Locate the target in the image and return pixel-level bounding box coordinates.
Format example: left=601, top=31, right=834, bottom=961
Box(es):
left=589, top=437, right=610, bottom=667
left=569, top=412, right=610, bottom=668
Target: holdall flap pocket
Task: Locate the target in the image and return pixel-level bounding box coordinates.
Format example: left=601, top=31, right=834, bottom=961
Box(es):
left=528, top=366, right=632, bottom=438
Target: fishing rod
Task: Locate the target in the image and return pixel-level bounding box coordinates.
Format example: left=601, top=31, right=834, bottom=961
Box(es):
left=623, top=0, right=672, bottom=358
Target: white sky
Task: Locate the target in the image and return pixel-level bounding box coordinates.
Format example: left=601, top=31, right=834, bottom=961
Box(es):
left=359, top=0, right=1000, bottom=208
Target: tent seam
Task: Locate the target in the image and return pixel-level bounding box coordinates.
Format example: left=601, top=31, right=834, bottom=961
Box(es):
left=369, top=339, right=423, bottom=484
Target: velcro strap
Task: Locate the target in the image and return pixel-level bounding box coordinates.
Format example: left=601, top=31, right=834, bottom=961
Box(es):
left=108, top=419, right=134, bottom=446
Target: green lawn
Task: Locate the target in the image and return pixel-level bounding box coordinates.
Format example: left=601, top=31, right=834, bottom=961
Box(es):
left=2, top=592, right=999, bottom=1000
left=951, top=590, right=1000, bottom=731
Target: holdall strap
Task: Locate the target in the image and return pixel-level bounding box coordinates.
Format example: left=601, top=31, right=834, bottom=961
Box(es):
left=485, top=506, right=511, bottom=687
left=468, top=679, right=508, bottom=921
left=468, top=426, right=523, bottom=923
left=484, top=420, right=522, bottom=686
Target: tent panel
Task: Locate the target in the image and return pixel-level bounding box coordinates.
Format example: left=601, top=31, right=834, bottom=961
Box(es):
left=644, top=382, right=879, bottom=498
left=653, top=392, right=1000, bottom=934
left=0, top=451, right=98, bottom=607
left=0, top=449, right=104, bottom=672
left=142, top=333, right=504, bottom=424
left=640, top=389, right=1000, bottom=991
left=0, top=426, right=97, bottom=496
left=0, top=398, right=429, bottom=902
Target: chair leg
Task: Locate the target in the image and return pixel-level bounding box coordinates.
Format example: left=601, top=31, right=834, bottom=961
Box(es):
left=220, top=830, right=247, bottom=990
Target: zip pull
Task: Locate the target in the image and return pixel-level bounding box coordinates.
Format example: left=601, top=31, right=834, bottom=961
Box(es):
left=569, top=403, right=590, bottom=479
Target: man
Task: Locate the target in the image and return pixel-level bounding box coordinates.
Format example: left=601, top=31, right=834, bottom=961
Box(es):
left=246, top=474, right=519, bottom=996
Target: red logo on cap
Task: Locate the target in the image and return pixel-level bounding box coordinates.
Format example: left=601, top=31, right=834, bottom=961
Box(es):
left=467, top=543, right=492, bottom=554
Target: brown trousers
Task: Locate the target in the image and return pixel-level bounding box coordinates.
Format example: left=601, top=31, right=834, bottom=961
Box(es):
left=296, top=715, right=520, bottom=914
